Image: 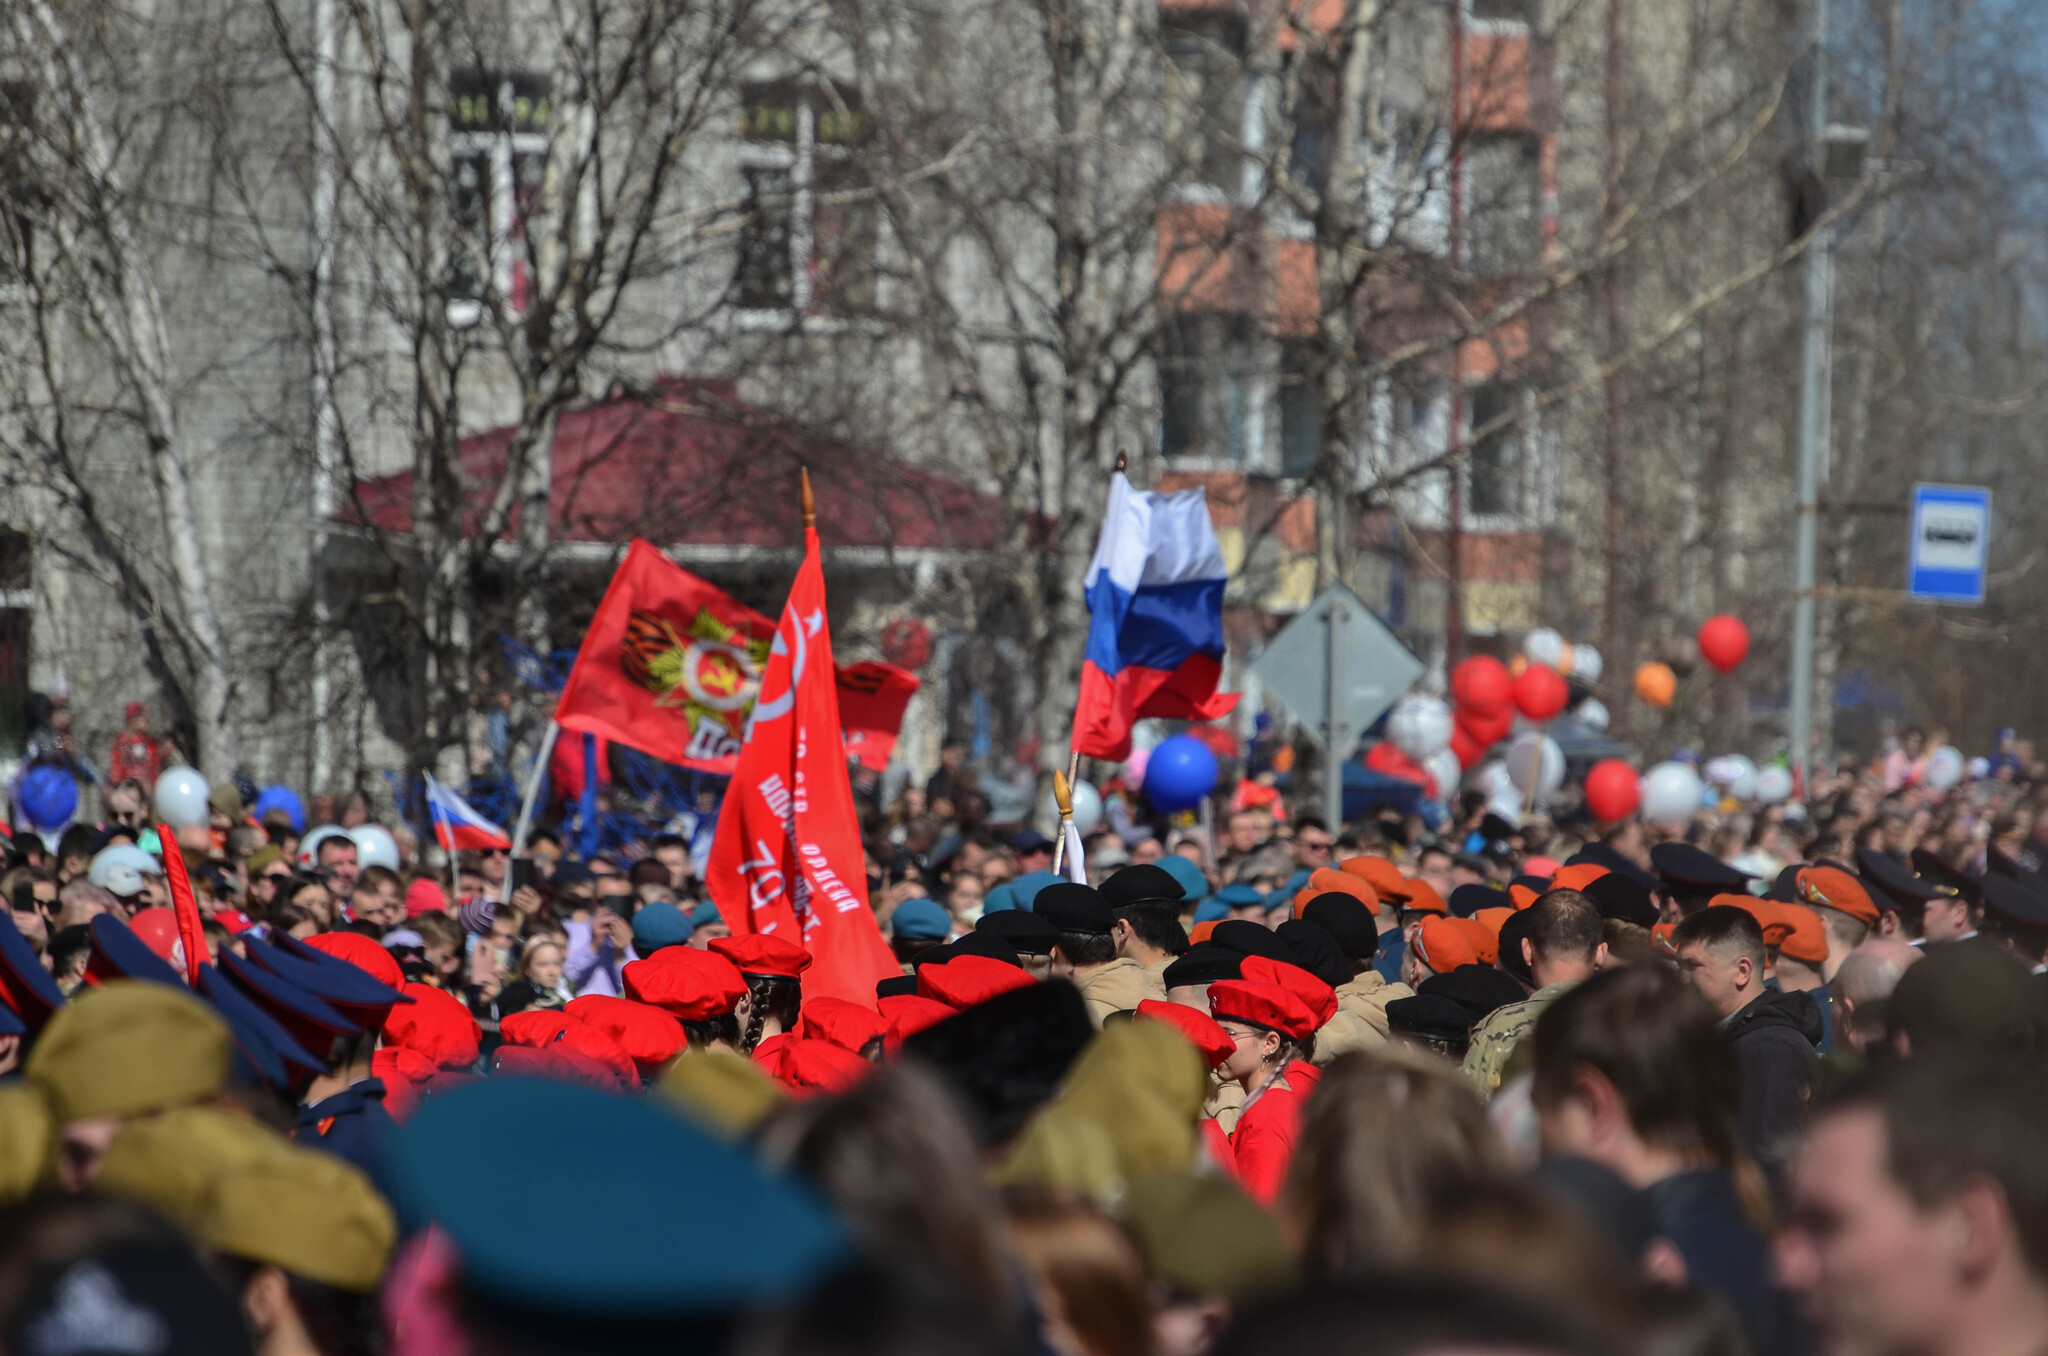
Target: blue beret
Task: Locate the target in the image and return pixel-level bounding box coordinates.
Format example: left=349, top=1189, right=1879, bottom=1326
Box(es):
left=1213, top=883, right=1265, bottom=908
left=980, top=883, right=1020, bottom=915
left=1284, top=868, right=1312, bottom=895
left=689, top=902, right=722, bottom=929
left=1192, top=899, right=1229, bottom=924
left=631, top=902, right=693, bottom=953
left=387, top=1079, right=848, bottom=1314
left=890, top=898, right=952, bottom=941
left=1158, top=857, right=1210, bottom=904
left=1010, top=871, right=1062, bottom=909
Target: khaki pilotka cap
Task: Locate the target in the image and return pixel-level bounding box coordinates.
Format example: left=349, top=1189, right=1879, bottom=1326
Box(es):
left=25, top=980, right=231, bottom=1122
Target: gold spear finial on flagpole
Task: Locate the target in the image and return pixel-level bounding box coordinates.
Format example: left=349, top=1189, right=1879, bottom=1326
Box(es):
left=1114, top=450, right=1127, bottom=475
left=800, top=466, right=815, bottom=529
left=1053, top=769, right=1073, bottom=817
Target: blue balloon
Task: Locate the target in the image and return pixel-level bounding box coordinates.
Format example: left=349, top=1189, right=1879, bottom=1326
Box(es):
left=1143, top=735, right=1219, bottom=814
left=253, top=784, right=305, bottom=834
left=20, top=766, right=78, bottom=831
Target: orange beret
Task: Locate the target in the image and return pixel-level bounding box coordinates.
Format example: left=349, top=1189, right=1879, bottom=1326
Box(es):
left=1775, top=904, right=1829, bottom=966
left=1508, top=883, right=1540, bottom=910
left=710, top=934, right=814, bottom=980
left=1399, top=878, right=1450, bottom=916
left=1796, top=866, right=1879, bottom=927
left=1413, top=915, right=1481, bottom=975
left=1240, top=955, right=1337, bottom=1029
left=1720, top=895, right=1792, bottom=949
left=1135, top=999, right=1235, bottom=1068
left=1308, top=868, right=1379, bottom=911
left=1190, top=920, right=1222, bottom=944
left=1449, top=915, right=1498, bottom=966
left=1338, top=856, right=1411, bottom=903
left=1550, top=863, right=1610, bottom=892
left=1208, top=979, right=1318, bottom=1043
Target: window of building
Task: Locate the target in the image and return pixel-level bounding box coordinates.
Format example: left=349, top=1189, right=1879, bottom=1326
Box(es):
left=1162, top=13, right=1249, bottom=197
left=447, top=71, right=550, bottom=325
left=1160, top=313, right=1259, bottom=464
left=1468, top=0, right=1531, bottom=24
left=735, top=80, right=875, bottom=319
left=1287, top=63, right=1334, bottom=200
left=1461, top=133, right=1540, bottom=274
left=0, top=531, right=30, bottom=759
left=1467, top=382, right=1520, bottom=517
left=1278, top=343, right=1323, bottom=478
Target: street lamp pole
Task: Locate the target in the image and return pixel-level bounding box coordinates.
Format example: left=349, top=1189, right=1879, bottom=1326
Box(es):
left=1788, top=0, right=1832, bottom=797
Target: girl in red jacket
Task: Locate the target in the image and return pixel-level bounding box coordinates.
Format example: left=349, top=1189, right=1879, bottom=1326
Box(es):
left=1209, top=979, right=1319, bottom=1205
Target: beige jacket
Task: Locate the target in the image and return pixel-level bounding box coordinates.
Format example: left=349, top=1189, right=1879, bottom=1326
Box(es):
left=1074, top=957, right=1166, bottom=1027
left=1313, top=970, right=1414, bottom=1063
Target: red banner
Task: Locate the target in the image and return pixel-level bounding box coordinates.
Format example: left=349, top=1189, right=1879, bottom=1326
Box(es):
left=835, top=661, right=920, bottom=773
left=554, top=539, right=920, bottom=778
left=706, top=529, right=897, bottom=1009
left=158, top=826, right=207, bottom=985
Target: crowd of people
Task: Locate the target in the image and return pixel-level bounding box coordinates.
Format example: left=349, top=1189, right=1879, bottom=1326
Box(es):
left=0, top=718, right=2046, bottom=1356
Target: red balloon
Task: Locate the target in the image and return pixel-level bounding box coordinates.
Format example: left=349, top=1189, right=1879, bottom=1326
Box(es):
left=1449, top=726, right=1488, bottom=769
left=1366, top=740, right=1429, bottom=786
left=1451, top=656, right=1513, bottom=715
left=1511, top=664, right=1570, bottom=722
left=1464, top=706, right=1515, bottom=746
left=1583, top=759, right=1642, bottom=822
left=1697, top=615, right=1750, bottom=674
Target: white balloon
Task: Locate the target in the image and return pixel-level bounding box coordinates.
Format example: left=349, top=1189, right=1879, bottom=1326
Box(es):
left=1389, top=694, right=1454, bottom=761
left=1577, top=698, right=1610, bottom=732
left=1523, top=627, right=1566, bottom=669
left=1424, top=749, right=1462, bottom=801
left=1504, top=732, right=1565, bottom=796
left=1641, top=762, right=1705, bottom=825
left=152, top=766, right=211, bottom=828
left=1924, top=744, right=1965, bottom=791
left=1967, top=756, right=1991, bottom=781
left=1486, top=789, right=1526, bottom=828
left=1477, top=761, right=1514, bottom=799
left=1571, top=644, right=1603, bottom=683
left=350, top=824, right=401, bottom=872
left=297, top=824, right=350, bottom=871
left=1706, top=754, right=1757, bottom=802
left=1753, top=765, right=1793, bottom=804
left=1069, top=780, right=1104, bottom=834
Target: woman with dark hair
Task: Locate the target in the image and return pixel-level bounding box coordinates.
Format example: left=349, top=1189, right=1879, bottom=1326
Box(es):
left=710, top=934, right=810, bottom=1051
left=1207, top=979, right=1318, bottom=1205
left=1282, top=1051, right=1502, bottom=1280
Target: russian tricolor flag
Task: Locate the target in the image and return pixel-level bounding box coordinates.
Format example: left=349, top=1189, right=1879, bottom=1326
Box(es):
left=1071, top=474, right=1237, bottom=761
left=424, top=773, right=513, bottom=852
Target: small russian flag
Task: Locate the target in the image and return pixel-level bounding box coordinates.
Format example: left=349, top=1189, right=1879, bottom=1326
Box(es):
left=424, top=773, right=513, bottom=852
left=1071, top=474, right=1237, bottom=762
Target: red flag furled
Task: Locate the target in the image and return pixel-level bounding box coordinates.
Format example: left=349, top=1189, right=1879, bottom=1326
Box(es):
left=158, top=826, right=207, bottom=985
left=706, top=518, right=896, bottom=1009
left=835, top=661, right=920, bottom=773
left=555, top=539, right=921, bottom=777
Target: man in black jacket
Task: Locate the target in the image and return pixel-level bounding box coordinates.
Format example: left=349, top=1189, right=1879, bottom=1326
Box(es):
left=1673, top=904, right=1822, bottom=1194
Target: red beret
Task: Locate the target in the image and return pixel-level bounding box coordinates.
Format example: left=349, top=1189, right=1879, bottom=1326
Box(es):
left=1208, top=979, right=1318, bottom=1043
left=500, top=1009, right=639, bottom=1091
left=304, top=931, right=407, bottom=991
left=710, top=934, right=813, bottom=980
left=1412, top=916, right=1480, bottom=975
left=876, top=994, right=956, bottom=1052
left=917, top=954, right=1035, bottom=1010
left=382, top=983, right=481, bottom=1070
left=752, top=1033, right=871, bottom=1095
left=1135, top=999, right=1234, bottom=1069
left=127, top=908, right=182, bottom=966
left=371, top=1046, right=431, bottom=1122
left=566, top=995, right=686, bottom=1079
left=1240, top=955, right=1337, bottom=1029
left=796, top=997, right=890, bottom=1054
left=493, top=1044, right=621, bottom=1091
left=623, top=947, right=747, bottom=1022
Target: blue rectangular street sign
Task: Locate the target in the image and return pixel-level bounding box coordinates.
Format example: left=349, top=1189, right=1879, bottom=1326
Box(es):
left=1907, top=483, right=1990, bottom=604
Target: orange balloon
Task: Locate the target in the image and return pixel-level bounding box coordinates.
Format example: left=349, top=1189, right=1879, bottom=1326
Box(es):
left=1508, top=654, right=1529, bottom=677
left=1634, top=661, right=1677, bottom=708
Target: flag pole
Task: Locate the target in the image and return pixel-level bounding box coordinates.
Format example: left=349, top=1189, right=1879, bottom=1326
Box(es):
left=1061, top=451, right=1126, bottom=823
left=801, top=465, right=815, bottom=530
left=504, top=719, right=560, bottom=905
left=426, top=771, right=459, bottom=905
left=1050, top=769, right=1075, bottom=877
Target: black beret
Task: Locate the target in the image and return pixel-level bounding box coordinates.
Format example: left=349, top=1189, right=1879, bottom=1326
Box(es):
left=976, top=908, right=1060, bottom=955
left=1275, top=920, right=1352, bottom=990
left=1162, top=946, right=1243, bottom=990
left=1568, top=841, right=1661, bottom=892
left=1300, top=894, right=1377, bottom=960
left=927, top=930, right=1023, bottom=968
left=1386, top=994, right=1473, bottom=1043
left=1495, top=911, right=1536, bottom=987
left=901, top=979, right=1095, bottom=1145
left=1650, top=842, right=1754, bottom=892
left=1478, top=813, right=1520, bottom=843
left=1098, top=864, right=1186, bottom=910
left=1765, top=865, right=1805, bottom=904
left=1034, top=883, right=1114, bottom=935
left=877, top=974, right=919, bottom=999
left=1583, top=872, right=1658, bottom=928
left=1421, top=965, right=1528, bottom=1025
left=1449, top=884, right=1505, bottom=918
left=1208, top=920, right=1300, bottom=964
